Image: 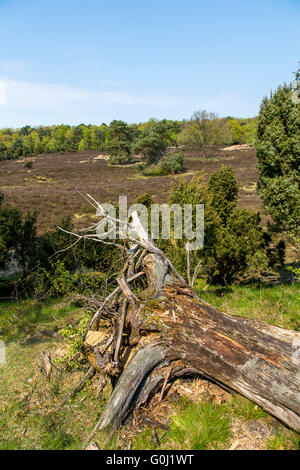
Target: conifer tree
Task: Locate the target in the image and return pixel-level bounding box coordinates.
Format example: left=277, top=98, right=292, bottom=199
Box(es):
left=256, top=69, right=300, bottom=235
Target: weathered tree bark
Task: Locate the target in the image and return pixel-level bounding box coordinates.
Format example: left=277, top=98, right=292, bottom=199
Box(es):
left=61, top=201, right=300, bottom=436
left=83, top=252, right=300, bottom=435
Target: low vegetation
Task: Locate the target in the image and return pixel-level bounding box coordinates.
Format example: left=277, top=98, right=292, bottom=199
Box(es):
left=160, top=166, right=285, bottom=285
left=141, top=151, right=184, bottom=176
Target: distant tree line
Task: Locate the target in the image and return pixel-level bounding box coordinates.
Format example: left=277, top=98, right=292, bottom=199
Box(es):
left=0, top=115, right=258, bottom=162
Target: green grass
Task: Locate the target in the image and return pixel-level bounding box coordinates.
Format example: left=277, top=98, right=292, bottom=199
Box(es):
left=131, top=392, right=300, bottom=451
left=0, top=297, right=81, bottom=343
left=225, top=394, right=269, bottom=421
left=194, top=281, right=300, bottom=330
left=0, top=335, right=112, bottom=450
left=267, top=430, right=300, bottom=450
left=0, top=404, right=75, bottom=450
left=0, top=295, right=118, bottom=450
left=1, top=282, right=300, bottom=450
left=131, top=281, right=300, bottom=451
left=132, top=399, right=231, bottom=450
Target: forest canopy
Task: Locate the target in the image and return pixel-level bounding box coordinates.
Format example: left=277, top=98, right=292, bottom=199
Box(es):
left=0, top=115, right=257, bottom=162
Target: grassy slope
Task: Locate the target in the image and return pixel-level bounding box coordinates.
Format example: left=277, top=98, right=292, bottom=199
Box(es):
left=0, top=297, right=79, bottom=343
left=195, top=281, right=300, bottom=331
left=0, top=297, right=112, bottom=450
left=0, top=282, right=299, bottom=450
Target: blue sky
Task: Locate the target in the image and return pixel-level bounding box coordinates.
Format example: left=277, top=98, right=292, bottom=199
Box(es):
left=0, top=0, right=299, bottom=127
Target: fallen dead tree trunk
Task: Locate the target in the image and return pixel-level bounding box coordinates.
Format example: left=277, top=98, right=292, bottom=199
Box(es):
left=85, top=253, right=300, bottom=435
left=59, top=196, right=300, bottom=436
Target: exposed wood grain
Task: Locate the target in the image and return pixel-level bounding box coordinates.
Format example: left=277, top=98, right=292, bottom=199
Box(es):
left=74, top=201, right=300, bottom=436
left=92, top=342, right=167, bottom=433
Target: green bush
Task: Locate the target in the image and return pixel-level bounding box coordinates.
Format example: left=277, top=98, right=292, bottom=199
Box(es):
left=159, top=151, right=184, bottom=174
left=108, top=153, right=133, bottom=165
left=208, top=164, right=238, bottom=221
left=256, top=81, right=300, bottom=235
left=0, top=192, right=37, bottom=276
left=29, top=259, right=107, bottom=299
left=132, top=120, right=178, bottom=165
left=288, top=232, right=300, bottom=285
left=165, top=166, right=284, bottom=284
left=142, top=165, right=165, bottom=176
left=38, top=216, right=122, bottom=274
left=202, top=208, right=270, bottom=284
left=134, top=192, right=155, bottom=208
left=142, top=151, right=184, bottom=176
left=24, top=160, right=33, bottom=169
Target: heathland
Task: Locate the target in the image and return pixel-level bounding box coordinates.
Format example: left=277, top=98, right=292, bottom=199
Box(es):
left=1, top=80, right=300, bottom=452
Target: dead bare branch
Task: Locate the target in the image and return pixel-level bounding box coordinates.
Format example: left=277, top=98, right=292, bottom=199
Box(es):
left=113, top=299, right=128, bottom=363
left=57, top=366, right=95, bottom=409
left=88, top=271, right=144, bottom=329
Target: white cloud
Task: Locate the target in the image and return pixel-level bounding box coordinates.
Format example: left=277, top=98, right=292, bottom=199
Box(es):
left=4, top=79, right=184, bottom=109
left=0, top=60, right=25, bottom=74
left=6, top=80, right=96, bottom=109
left=0, top=78, right=186, bottom=126
left=0, top=78, right=259, bottom=127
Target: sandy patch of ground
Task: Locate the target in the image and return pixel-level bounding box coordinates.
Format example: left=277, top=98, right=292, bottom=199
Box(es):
left=222, top=144, right=253, bottom=151
left=94, top=154, right=110, bottom=161
left=241, top=182, right=257, bottom=192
